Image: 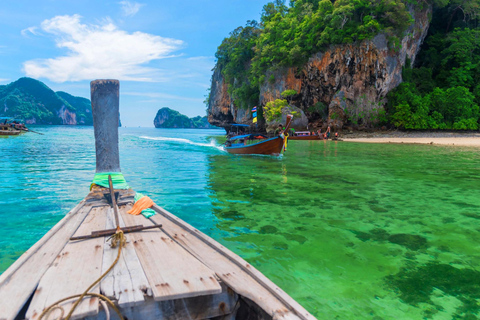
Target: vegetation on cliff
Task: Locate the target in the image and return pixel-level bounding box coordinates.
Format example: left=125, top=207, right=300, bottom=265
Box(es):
left=213, top=0, right=480, bottom=130
left=154, top=107, right=215, bottom=128
left=0, top=77, right=93, bottom=125
left=386, top=5, right=480, bottom=130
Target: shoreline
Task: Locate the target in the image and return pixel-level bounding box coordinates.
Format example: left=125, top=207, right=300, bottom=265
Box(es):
left=340, top=130, right=480, bottom=147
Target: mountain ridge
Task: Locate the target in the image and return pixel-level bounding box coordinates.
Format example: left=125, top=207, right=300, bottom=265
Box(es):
left=0, top=77, right=94, bottom=125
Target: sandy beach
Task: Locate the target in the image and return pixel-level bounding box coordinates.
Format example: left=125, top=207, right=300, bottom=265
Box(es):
left=341, top=131, right=480, bottom=147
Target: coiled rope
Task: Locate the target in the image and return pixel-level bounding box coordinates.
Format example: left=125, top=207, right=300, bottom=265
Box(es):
left=39, top=231, right=126, bottom=320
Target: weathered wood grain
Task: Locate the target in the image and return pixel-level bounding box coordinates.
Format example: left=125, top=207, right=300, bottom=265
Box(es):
left=84, top=283, right=238, bottom=320
left=121, top=206, right=222, bottom=302
left=26, top=206, right=108, bottom=320
left=0, top=201, right=89, bottom=320
left=100, top=206, right=150, bottom=308
left=150, top=205, right=316, bottom=320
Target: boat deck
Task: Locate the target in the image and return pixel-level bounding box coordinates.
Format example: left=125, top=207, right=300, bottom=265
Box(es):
left=0, top=187, right=314, bottom=320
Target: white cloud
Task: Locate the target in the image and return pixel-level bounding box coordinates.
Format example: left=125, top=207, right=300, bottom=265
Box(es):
left=21, top=26, right=39, bottom=37
left=0, top=78, right=10, bottom=83
left=119, top=1, right=144, bottom=17
left=23, top=14, right=183, bottom=82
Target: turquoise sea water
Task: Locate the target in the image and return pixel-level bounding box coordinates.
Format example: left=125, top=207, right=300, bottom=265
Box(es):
left=1, top=126, right=480, bottom=319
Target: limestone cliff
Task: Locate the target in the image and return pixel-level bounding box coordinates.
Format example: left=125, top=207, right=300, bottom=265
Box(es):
left=208, top=5, right=431, bottom=130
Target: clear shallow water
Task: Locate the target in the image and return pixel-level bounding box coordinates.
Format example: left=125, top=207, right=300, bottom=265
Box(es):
left=1, top=126, right=480, bottom=319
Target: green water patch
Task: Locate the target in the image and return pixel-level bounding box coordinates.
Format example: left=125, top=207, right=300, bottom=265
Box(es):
left=206, top=142, right=480, bottom=319
left=460, top=212, right=480, bottom=220
left=351, top=228, right=429, bottom=251
left=386, top=262, right=480, bottom=319
left=388, top=234, right=428, bottom=251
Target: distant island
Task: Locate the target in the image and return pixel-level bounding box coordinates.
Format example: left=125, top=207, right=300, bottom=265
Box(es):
left=154, top=107, right=215, bottom=129
left=0, top=77, right=121, bottom=126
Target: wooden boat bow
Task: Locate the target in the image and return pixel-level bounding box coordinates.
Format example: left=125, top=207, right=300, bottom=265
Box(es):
left=0, top=82, right=316, bottom=320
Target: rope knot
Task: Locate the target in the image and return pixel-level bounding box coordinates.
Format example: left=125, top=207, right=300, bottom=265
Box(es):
left=109, top=230, right=126, bottom=248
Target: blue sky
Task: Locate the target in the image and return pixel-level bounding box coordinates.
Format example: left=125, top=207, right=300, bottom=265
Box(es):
left=0, top=0, right=270, bottom=127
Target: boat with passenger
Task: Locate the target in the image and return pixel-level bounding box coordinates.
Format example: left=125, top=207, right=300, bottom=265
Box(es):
left=0, top=117, right=24, bottom=136
left=224, top=115, right=293, bottom=155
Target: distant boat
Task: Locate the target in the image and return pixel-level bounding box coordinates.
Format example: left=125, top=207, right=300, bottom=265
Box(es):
left=225, top=115, right=293, bottom=155
left=289, top=131, right=323, bottom=141
left=0, top=117, right=23, bottom=136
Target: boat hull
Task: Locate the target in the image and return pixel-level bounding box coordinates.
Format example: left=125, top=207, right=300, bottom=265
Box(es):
left=0, top=129, right=21, bottom=136
left=225, top=136, right=285, bottom=155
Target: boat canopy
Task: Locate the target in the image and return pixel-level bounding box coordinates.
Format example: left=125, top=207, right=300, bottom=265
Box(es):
left=228, top=134, right=251, bottom=140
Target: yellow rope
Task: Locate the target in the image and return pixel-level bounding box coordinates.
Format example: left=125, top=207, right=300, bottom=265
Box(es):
left=39, top=231, right=126, bottom=320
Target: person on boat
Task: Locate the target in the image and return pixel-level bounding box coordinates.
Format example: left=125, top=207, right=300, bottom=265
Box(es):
left=317, top=129, right=322, bottom=137
left=326, top=126, right=331, bottom=139
left=277, top=124, right=284, bottom=135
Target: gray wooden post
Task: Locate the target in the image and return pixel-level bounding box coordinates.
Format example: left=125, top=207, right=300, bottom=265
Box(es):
left=91, top=79, right=121, bottom=173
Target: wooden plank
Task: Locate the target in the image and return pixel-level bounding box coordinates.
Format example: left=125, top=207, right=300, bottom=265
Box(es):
left=26, top=206, right=108, bottom=320
left=150, top=205, right=316, bottom=320
left=121, top=205, right=222, bottom=301
left=85, top=283, right=238, bottom=320
left=100, top=206, right=150, bottom=308
left=0, top=201, right=89, bottom=320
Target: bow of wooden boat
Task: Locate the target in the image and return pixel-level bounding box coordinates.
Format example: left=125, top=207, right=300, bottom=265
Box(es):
left=0, top=81, right=316, bottom=320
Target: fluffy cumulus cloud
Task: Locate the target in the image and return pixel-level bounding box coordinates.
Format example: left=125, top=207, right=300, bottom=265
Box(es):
left=23, top=15, right=183, bottom=82
left=119, top=1, right=144, bottom=16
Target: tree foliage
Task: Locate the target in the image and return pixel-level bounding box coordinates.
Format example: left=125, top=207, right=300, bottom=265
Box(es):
left=264, top=99, right=289, bottom=122
left=386, top=2, right=480, bottom=130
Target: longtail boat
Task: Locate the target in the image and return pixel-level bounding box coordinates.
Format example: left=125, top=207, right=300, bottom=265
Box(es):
left=224, top=115, right=293, bottom=155
left=0, top=118, right=22, bottom=136
left=0, top=80, right=316, bottom=320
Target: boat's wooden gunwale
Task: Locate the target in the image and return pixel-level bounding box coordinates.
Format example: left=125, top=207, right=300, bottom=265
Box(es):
left=0, top=130, right=21, bottom=136
left=150, top=205, right=315, bottom=320
left=0, top=200, right=89, bottom=320
left=26, top=206, right=109, bottom=320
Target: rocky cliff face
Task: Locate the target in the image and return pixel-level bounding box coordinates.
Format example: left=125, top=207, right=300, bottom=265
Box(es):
left=208, top=5, right=431, bottom=130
